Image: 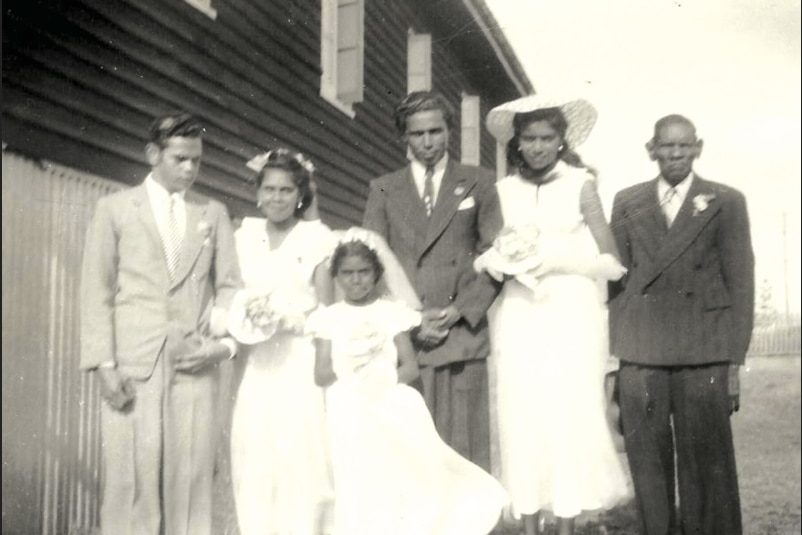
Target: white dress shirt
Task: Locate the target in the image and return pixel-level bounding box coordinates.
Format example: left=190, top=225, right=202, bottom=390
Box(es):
left=145, top=174, right=187, bottom=242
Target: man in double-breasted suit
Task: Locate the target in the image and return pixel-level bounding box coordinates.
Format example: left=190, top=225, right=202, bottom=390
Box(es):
left=363, top=91, right=502, bottom=471
left=609, top=114, right=754, bottom=535
left=80, top=113, right=241, bottom=535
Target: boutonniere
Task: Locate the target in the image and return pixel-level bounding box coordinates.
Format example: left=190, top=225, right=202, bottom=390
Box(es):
left=692, top=194, right=716, bottom=216
left=454, top=186, right=465, bottom=196
left=197, top=221, right=212, bottom=246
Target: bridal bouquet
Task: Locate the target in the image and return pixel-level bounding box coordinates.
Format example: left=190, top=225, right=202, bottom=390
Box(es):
left=474, top=224, right=543, bottom=290
left=228, top=286, right=318, bottom=344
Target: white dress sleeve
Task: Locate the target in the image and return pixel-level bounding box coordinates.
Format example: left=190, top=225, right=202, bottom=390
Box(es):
left=305, top=305, right=333, bottom=340
left=378, top=300, right=422, bottom=336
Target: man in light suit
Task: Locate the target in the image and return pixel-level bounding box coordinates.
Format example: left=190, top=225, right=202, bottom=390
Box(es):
left=363, top=91, right=502, bottom=471
left=80, top=113, right=241, bottom=535
left=609, top=114, right=754, bottom=535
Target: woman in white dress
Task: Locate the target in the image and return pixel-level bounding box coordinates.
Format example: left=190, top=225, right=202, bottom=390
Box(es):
left=307, top=228, right=507, bottom=535
left=480, top=96, right=631, bottom=535
left=227, top=149, right=335, bottom=535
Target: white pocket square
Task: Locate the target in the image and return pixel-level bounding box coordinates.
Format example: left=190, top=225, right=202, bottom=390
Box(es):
left=457, top=197, right=475, bottom=210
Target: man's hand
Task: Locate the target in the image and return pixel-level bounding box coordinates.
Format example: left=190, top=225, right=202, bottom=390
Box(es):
left=728, top=364, right=741, bottom=414
left=414, top=309, right=451, bottom=347
left=423, top=306, right=462, bottom=332
left=96, top=368, right=136, bottom=411
left=174, top=341, right=231, bottom=374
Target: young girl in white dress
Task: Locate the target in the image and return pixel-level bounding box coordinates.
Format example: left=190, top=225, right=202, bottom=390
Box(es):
left=481, top=96, right=631, bottom=535
left=307, top=228, right=507, bottom=535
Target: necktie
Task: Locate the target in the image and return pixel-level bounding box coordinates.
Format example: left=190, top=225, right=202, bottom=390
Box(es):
left=162, top=195, right=183, bottom=279
left=422, top=166, right=434, bottom=217
left=661, top=187, right=680, bottom=227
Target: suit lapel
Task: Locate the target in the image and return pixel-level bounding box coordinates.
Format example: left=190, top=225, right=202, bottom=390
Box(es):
left=131, top=185, right=166, bottom=262
left=170, top=194, right=208, bottom=289
left=641, top=177, right=721, bottom=289
left=389, top=168, right=430, bottom=252
left=626, top=178, right=667, bottom=260
left=420, top=163, right=476, bottom=257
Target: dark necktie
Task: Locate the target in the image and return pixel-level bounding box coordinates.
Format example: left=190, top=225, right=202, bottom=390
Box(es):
left=422, top=166, right=434, bottom=217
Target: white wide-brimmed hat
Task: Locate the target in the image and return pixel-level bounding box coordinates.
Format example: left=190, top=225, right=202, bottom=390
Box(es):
left=486, top=95, right=598, bottom=148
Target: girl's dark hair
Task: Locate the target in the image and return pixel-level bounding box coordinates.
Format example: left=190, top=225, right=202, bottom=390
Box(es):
left=505, top=107, right=595, bottom=176
left=329, top=241, right=384, bottom=283
left=254, top=149, right=315, bottom=218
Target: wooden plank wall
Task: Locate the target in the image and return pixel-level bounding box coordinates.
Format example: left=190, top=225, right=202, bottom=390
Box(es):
left=1, top=1, right=522, bottom=532
left=3, top=0, right=507, bottom=230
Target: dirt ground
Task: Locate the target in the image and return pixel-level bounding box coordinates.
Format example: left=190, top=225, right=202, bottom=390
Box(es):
left=213, top=354, right=802, bottom=535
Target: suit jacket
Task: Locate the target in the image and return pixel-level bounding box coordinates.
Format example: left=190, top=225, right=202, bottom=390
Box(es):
left=363, top=160, right=502, bottom=367
left=80, top=183, right=241, bottom=379
left=608, top=175, right=754, bottom=366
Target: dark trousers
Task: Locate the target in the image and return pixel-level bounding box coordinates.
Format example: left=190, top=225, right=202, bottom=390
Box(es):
left=618, top=362, right=741, bottom=535
left=416, top=359, right=491, bottom=472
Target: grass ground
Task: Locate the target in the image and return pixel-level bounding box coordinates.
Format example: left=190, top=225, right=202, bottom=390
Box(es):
left=213, top=355, right=801, bottom=534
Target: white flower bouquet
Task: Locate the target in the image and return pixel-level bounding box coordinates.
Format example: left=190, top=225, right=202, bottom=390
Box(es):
left=228, top=286, right=318, bottom=344
left=474, top=224, right=543, bottom=290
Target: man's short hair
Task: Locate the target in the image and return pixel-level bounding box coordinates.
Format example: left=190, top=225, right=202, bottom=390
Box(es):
left=652, top=114, right=697, bottom=141
left=393, top=91, right=454, bottom=136
left=148, top=113, right=203, bottom=148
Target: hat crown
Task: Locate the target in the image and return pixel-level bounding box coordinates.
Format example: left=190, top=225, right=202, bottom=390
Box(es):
left=486, top=95, right=597, bottom=148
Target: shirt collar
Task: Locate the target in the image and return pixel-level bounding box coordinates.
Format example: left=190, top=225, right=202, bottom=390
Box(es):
left=658, top=172, right=694, bottom=202
left=145, top=174, right=187, bottom=202
left=410, top=154, right=448, bottom=178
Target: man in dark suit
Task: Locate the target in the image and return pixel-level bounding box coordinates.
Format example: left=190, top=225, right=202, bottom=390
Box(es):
left=363, top=91, right=502, bottom=470
left=609, top=114, right=754, bottom=535
left=81, top=113, right=241, bottom=535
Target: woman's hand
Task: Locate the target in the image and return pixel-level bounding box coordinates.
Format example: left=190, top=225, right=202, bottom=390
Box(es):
left=174, top=340, right=232, bottom=373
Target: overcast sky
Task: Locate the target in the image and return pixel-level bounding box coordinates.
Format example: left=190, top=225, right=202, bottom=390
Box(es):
left=487, top=0, right=801, bottom=313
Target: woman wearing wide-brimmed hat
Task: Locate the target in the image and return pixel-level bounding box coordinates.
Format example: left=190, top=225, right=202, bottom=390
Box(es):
left=478, top=95, right=631, bottom=535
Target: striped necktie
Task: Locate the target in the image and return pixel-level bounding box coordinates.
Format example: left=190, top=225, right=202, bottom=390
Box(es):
left=661, top=187, right=680, bottom=227
left=162, top=195, right=183, bottom=279
left=422, top=166, right=434, bottom=217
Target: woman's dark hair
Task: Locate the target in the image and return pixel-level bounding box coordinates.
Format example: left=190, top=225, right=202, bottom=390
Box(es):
left=329, top=241, right=384, bottom=283
left=505, top=107, right=595, bottom=176
left=254, top=149, right=315, bottom=218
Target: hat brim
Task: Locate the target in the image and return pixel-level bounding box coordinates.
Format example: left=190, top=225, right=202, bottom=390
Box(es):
left=486, top=95, right=598, bottom=148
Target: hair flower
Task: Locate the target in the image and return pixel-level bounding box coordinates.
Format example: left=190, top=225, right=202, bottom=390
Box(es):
left=246, top=148, right=316, bottom=175
left=245, top=152, right=271, bottom=172
left=293, top=152, right=316, bottom=174
left=338, top=227, right=379, bottom=253
left=692, top=193, right=715, bottom=215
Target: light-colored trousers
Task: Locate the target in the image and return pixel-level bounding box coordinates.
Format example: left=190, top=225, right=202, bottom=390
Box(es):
left=99, top=353, right=220, bottom=535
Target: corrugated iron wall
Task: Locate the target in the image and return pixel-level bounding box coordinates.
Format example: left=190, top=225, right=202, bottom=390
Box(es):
left=2, top=150, right=123, bottom=535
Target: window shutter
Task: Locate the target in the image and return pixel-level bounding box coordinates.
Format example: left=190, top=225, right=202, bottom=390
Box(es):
left=496, top=141, right=508, bottom=179
left=336, top=0, right=364, bottom=104
left=407, top=33, right=432, bottom=93
left=461, top=95, right=480, bottom=166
